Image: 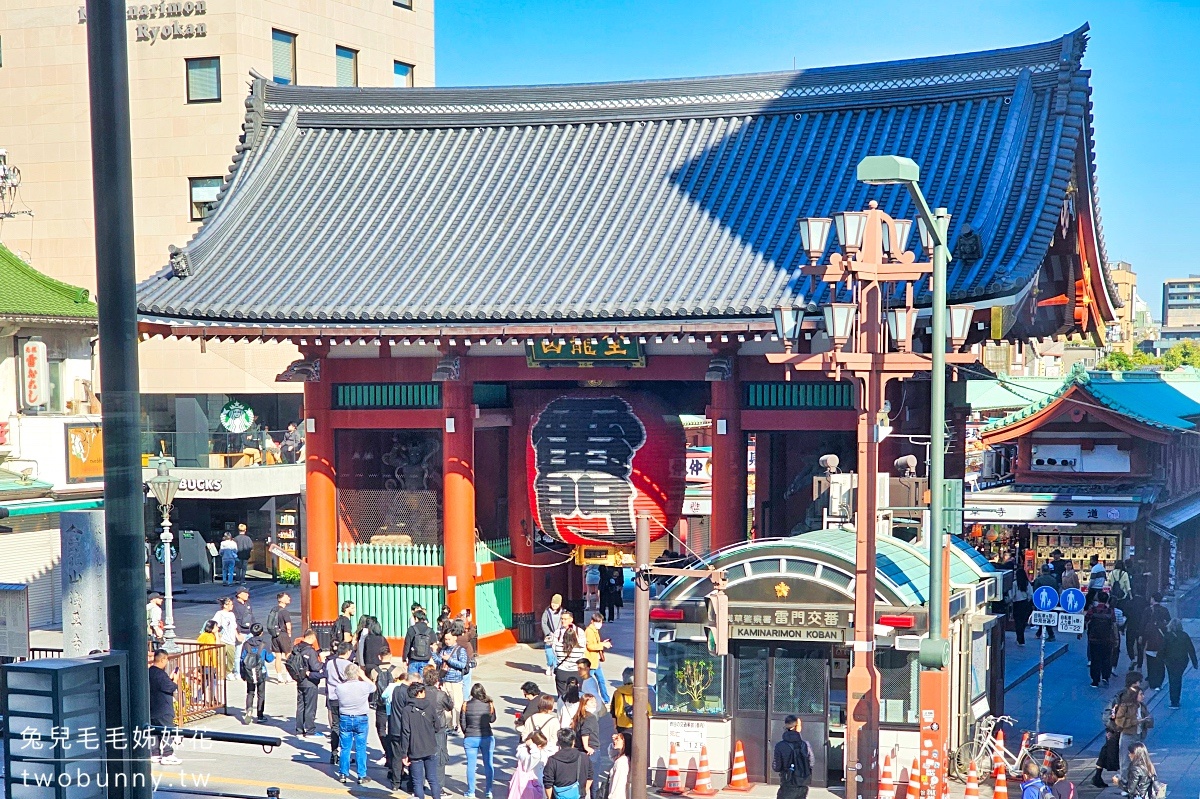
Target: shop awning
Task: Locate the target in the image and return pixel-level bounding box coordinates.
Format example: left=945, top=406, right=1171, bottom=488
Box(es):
left=1148, top=493, right=1200, bottom=539
left=0, top=498, right=104, bottom=517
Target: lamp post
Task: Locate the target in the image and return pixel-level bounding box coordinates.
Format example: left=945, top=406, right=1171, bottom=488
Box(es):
left=147, top=461, right=182, bottom=653
left=768, top=155, right=976, bottom=799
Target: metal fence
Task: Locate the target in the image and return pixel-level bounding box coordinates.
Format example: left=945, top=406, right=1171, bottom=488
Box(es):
left=336, top=538, right=513, bottom=566
left=337, top=583, right=447, bottom=639
left=476, top=577, right=513, bottom=636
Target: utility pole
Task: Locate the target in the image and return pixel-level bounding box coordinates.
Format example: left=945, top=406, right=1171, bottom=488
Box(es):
left=84, top=0, right=151, bottom=795
left=631, top=514, right=651, bottom=799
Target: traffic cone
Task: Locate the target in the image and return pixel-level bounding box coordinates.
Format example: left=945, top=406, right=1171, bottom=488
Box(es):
left=661, top=743, right=685, bottom=795
left=993, top=731, right=1005, bottom=779
left=723, top=741, right=752, bottom=792
left=879, top=753, right=894, bottom=799
left=992, top=751, right=1008, bottom=799
left=905, top=758, right=920, bottom=799
left=689, top=745, right=719, bottom=796
left=965, top=763, right=979, bottom=799
left=1042, top=748, right=1054, bottom=770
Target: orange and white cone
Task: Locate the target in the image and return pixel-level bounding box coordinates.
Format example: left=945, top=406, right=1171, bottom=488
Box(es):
left=723, top=741, right=752, bottom=792
left=661, top=743, right=685, bottom=795
left=965, top=762, right=980, bottom=799
left=993, top=731, right=1006, bottom=779
left=992, top=751, right=1008, bottom=799
left=689, top=745, right=719, bottom=796
left=1042, top=748, right=1055, bottom=770
left=905, top=758, right=920, bottom=799
left=879, top=753, right=894, bottom=799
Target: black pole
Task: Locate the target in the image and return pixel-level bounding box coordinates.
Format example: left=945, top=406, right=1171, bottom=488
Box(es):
left=84, top=0, right=151, bottom=795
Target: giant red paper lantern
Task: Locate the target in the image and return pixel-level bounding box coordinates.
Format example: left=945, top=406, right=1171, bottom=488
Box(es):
left=527, top=392, right=685, bottom=546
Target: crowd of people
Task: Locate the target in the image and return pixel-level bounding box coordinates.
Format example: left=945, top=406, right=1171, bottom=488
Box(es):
left=157, top=588, right=634, bottom=799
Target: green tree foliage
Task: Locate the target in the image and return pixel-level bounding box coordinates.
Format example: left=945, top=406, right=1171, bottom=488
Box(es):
left=1160, top=340, right=1200, bottom=370
left=1095, top=340, right=1200, bottom=371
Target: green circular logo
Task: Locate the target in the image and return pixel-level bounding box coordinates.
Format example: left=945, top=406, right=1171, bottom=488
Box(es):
left=220, top=400, right=255, bottom=433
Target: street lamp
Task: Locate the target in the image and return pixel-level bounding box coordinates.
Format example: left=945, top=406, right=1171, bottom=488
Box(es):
left=147, top=461, right=182, bottom=653
left=949, top=304, right=977, bottom=351
left=772, top=304, right=803, bottom=352
left=823, top=303, right=857, bottom=348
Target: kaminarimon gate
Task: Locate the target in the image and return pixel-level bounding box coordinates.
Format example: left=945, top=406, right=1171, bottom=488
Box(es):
left=137, top=25, right=1113, bottom=787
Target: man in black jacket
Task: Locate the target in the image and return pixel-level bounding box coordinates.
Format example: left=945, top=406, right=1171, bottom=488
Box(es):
left=422, top=665, right=454, bottom=788
left=148, top=650, right=182, bottom=765
left=772, top=716, right=814, bottom=799
left=234, top=523, right=254, bottom=583
left=399, top=682, right=442, bottom=799
left=293, top=629, right=325, bottom=737
left=544, top=729, right=592, bottom=799
left=403, top=610, right=437, bottom=675
left=233, top=586, right=255, bottom=674
left=386, top=673, right=415, bottom=791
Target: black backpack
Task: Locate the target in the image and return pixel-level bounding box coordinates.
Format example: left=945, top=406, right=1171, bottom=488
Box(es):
left=408, top=624, right=433, bottom=662
left=241, top=642, right=266, bottom=679
left=265, top=607, right=281, bottom=638
left=780, top=739, right=812, bottom=786
left=285, top=648, right=308, bottom=682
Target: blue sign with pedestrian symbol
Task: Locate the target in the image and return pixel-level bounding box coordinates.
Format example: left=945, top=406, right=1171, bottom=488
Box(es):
left=1032, top=585, right=1059, bottom=612
left=1060, top=587, right=1086, bottom=614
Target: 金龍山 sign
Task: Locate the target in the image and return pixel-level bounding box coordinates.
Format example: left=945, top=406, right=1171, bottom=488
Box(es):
left=526, top=337, right=645, bottom=367
left=730, top=608, right=849, bottom=642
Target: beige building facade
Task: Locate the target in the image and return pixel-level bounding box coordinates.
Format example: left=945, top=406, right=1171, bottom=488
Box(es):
left=0, top=0, right=435, bottom=391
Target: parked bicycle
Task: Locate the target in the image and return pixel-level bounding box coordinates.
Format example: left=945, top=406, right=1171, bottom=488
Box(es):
left=949, top=714, right=1065, bottom=782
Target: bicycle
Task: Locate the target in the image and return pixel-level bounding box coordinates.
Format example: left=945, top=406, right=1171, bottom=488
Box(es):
left=949, top=714, right=1065, bottom=782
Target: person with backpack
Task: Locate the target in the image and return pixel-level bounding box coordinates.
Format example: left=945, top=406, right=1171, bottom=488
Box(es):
left=405, top=610, right=437, bottom=676
left=266, top=592, right=294, bottom=684
left=333, top=663, right=376, bottom=786
left=288, top=629, right=325, bottom=738
left=233, top=523, right=254, bottom=583
left=1115, top=741, right=1160, bottom=799
left=771, top=715, right=813, bottom=799
left=373, top=654, right=398, bottom=755
left=1086, top=594, right=1118, bottom=686
left=325, top=642, right=354, bottom=765
left=543, top=729, right=592, bottom=799
left=1020, top=761, right=1051, bottom=799
left=521, top=695, right=561, bottom=752
left=610, top=669, right=635, bottom=732
left=552, top=612, right=585, bottom=698
left=1141, top=593, right=1172, bottom=691
left=542, top=595, right=565, bottom=677
left=240, top=623, right=275, bottom=724
left=1161, top=618, right=1197, bottom=708
left=232, top=586, right=255, bottom=677
left=1110, top=560, right=1133, bottom=605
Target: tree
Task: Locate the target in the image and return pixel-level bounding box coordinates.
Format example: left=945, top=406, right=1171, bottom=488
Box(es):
left=1096, top=349, right=1158, bottom=371
left=1161, top=340, right=1200, bottom=370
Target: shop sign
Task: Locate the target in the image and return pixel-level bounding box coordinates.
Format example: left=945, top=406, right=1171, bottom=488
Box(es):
left=526, top=337, right=645, bottom=367
left=666, top=720, right=707, bottom=753
left=220, top=399, right=255, bottom=433
left=730, top=608, right=848, bottom=642
left=964, top=502, right=1137, bottom=523
left=77, top=3, right=209, bottom=44
left=682, top=498, right=711, bottom=516
left=21, top=340, right=48, bottom=408
left=66, top=422, right=104, bottom=484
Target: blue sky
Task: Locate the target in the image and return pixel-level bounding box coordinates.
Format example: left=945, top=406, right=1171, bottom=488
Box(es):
left=437, top=1, right=1200, bottom=320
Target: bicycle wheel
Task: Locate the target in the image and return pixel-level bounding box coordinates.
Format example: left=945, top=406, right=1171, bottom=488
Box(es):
left=1022, top=746, right=1066, bottom=777
left=950, top=741, right=984, bottom=782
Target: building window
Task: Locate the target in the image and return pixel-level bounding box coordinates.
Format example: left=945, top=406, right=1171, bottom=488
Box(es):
left=655, top=641, right=725, bottom=715
left=393, top=0, right=413, bottom=8
left=335, top=46, right=358, bottom=88
left=189, top=177, right=223, bottom=221
left=876, top=648, right=919, bottom=724
left=393, top=61, right=414, bottom=88
left=185, top=57, right=221, bottom=103
left=272, top=29, right=297, bottom=85
left=48, top=361, right=65, bottom=414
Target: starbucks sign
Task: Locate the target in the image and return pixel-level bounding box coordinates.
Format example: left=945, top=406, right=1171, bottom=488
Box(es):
left=219, top=400, right=255, bottom=433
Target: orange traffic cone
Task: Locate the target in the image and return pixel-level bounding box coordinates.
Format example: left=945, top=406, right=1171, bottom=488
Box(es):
left=1042, top=748, right=1055, bottom=770
left=992, top=751, right=1008, bottom=799
left=723, top=741, right=752, bottom=792
left=689, top=745, right=719, bottom=796
left=993, top=731, right=1005, bottom=779
left=965, top=762, right=979, bottom=799
left=879, top=753, right=894, bottom=799
left=905, top=758, right=920, bottom=799
left=661, top=743, right=685, bottom=795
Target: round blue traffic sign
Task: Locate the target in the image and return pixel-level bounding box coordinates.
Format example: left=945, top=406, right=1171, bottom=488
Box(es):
left=1032, top=585, right=1059, bottom=612
left=1060, top=587, right=1086, bottom=614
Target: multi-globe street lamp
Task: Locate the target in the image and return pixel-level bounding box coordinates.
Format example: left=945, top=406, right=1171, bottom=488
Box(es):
left=147, top=461, right=183, bottom=653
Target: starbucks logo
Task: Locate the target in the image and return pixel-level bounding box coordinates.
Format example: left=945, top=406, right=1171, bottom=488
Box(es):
left=220, top=400, right=255, bottom=433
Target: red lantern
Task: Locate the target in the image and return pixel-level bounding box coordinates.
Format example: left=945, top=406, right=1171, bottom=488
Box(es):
left=527, top=392, right=685, bottom=546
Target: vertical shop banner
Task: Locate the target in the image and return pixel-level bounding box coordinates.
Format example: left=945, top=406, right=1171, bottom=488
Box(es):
left=21, top=339, right=48, bottom=408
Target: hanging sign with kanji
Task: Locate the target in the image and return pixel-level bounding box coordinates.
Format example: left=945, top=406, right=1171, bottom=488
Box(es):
left=526, top=337, right=645, bottom=367
left=21, top=339, right=48, bottom=408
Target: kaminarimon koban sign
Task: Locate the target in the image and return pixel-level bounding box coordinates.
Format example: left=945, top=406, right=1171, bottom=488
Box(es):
left=77, top=2, right=208, bottom=44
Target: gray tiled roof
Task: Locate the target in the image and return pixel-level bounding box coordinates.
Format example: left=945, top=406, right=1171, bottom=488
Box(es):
left=137, top=26, right=1107, bottom=327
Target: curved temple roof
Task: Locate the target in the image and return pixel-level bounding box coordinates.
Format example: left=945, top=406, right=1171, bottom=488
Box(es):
left=137, top=26, right=1109, bottom=329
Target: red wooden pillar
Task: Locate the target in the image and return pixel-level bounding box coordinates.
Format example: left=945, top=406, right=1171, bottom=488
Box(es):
left=443, top=381, right=476, bottom=618
left=304, top=372, right=338, bottom=622
left=709, top=365, right=746, bottom=550
left=508, top=393, right=536, bottom=638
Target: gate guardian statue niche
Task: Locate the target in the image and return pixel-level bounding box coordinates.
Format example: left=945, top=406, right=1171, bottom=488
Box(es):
left=528, top=394, right=685, bottom=547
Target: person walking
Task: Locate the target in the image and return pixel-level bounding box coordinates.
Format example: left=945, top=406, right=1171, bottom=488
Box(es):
left=219, top=533, right=238, bottom=586
left=771, top=716, right=813, bottom=799
left=266, top=592, right=294, bottom=683
left=1114, top=741, right=1159, bottom=799
left=233, top=586, right=255, bottom=673
left=543, top=729, right=592, bottom=799
left=1089, top=671, right=1143, bottom=788
left=400, top=681, right=444, bottom=799
left=334, top=663, right=376, bottom=785
left=1011, top=568, right=1034, bottom=646
left=584, top=565, right=601, bottom=611
left=423, top=665, right=454, bottom=791
left=1142, top=593, right=1172, bottom=691
left=1085, top=594, right=1118, bottom=686
left=461, top=683, right=498, bottom=799
left=1112, top=684, right=1152, bottom=756
left=552, top=612, right=585, bottom=698
left=1109, top=560, right=1133, bottom=604
left=332, top=600, right=356, bottom=648
left=438, top=627, right=470, bottom=713
left=1087, top=554, right=1108, bottom=606
left=240, top=623, right=274, bottom=724
left=1033, top=565, right=1058, bottom=641
left=1125, top=593, right=1149, bottom=667
left=606, top=732, right=631, bottom=799
left=1061, top=560, right=1081, bottom=591
left=404, top=609, right=437, bottom=676
left=292, top=629, right=325, bottom=738
left=572, top=694, right=602, bottom=797
left=148, top=649, right=182, bottom=765
left=584, top=614, right=613, bottom=704
left=212, top=597, right=239, bottom=680
left=609, top=669, right=634, bottom=732
left=234, top=523, right=254, bottom=583
left=542, top=595, right=565, bottom=677
left=324, top=642, right=354, bottom=765
left=146, top=593, right=165, bottom=649
left=1162, top=618, right=1197, bottom=708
